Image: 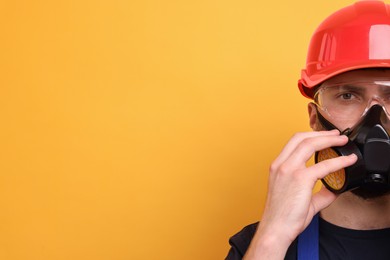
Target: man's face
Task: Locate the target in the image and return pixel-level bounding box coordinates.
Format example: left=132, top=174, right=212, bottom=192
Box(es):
left=309, top=69, right=390, bottom=199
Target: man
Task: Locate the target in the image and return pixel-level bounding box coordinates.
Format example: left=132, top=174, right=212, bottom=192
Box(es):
left=226, top=1, right=390, bottom=259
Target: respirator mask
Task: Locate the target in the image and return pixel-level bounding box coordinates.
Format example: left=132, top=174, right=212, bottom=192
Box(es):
left=314, top=81, right=390, bottom=194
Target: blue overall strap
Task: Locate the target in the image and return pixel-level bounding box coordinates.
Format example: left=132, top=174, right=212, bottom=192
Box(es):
left=297, top=214, right=319, bottom=260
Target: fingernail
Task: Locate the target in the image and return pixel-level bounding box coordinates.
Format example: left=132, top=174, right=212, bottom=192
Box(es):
left=349, top=153, right=357, bottom=159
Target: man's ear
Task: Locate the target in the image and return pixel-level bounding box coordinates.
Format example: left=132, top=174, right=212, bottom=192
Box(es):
left=308, top=102, right=319, bottom=130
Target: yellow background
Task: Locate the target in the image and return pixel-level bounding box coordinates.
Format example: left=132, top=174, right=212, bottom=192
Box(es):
left=0, top=0, right=355, bottom=259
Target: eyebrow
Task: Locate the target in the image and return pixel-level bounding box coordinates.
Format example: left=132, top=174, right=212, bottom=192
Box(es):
left=336, top=84, right=366, bottom=94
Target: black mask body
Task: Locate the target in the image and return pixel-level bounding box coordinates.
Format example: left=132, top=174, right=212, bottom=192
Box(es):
left=316, top=104, right=390, bottom=194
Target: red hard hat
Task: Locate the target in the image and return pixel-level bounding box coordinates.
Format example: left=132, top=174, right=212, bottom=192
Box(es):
left=298, top=0, right=390, bottom=99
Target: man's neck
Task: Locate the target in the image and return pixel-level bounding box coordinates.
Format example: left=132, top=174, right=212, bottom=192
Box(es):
left=320, top=192, right=390, bottom=230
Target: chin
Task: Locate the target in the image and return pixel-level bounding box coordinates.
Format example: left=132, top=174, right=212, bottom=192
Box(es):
left=351, top=186, right=390, bottom=200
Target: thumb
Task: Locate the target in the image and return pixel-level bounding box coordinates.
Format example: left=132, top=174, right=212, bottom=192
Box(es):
left=311, top=186, right=338, bottom=215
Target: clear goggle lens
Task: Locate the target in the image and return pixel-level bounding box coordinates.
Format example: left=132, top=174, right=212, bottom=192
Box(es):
left=314, top=81, right=390, bottom=124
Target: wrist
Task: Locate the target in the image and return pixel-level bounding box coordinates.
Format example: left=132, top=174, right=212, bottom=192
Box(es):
left=243, top=224, right=293, bottom=260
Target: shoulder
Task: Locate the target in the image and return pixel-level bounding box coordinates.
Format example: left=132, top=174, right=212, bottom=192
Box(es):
left=226, top=222, right=259, bottom=259
left=225, top=222, right=298, bottom=260
left=229, top=222, right=259, bottom=247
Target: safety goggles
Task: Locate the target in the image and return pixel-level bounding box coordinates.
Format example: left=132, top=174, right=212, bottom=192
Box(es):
left=313, top=80, right=390, bottom=126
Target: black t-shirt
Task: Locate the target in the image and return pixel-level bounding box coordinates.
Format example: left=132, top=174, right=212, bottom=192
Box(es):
left=226, top=217, right=390, bottom=260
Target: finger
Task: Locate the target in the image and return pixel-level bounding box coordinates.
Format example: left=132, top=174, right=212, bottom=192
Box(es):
left=282, top=134, right=349, bottom=170
left=310, top=186, right=338, bottom=216
left=306, top=153, right=358, bottom=180
left=272, top=130, right=340, bottom=170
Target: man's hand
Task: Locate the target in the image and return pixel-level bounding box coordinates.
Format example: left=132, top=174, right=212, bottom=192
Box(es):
left=243, top=130, right=357, bottom=260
